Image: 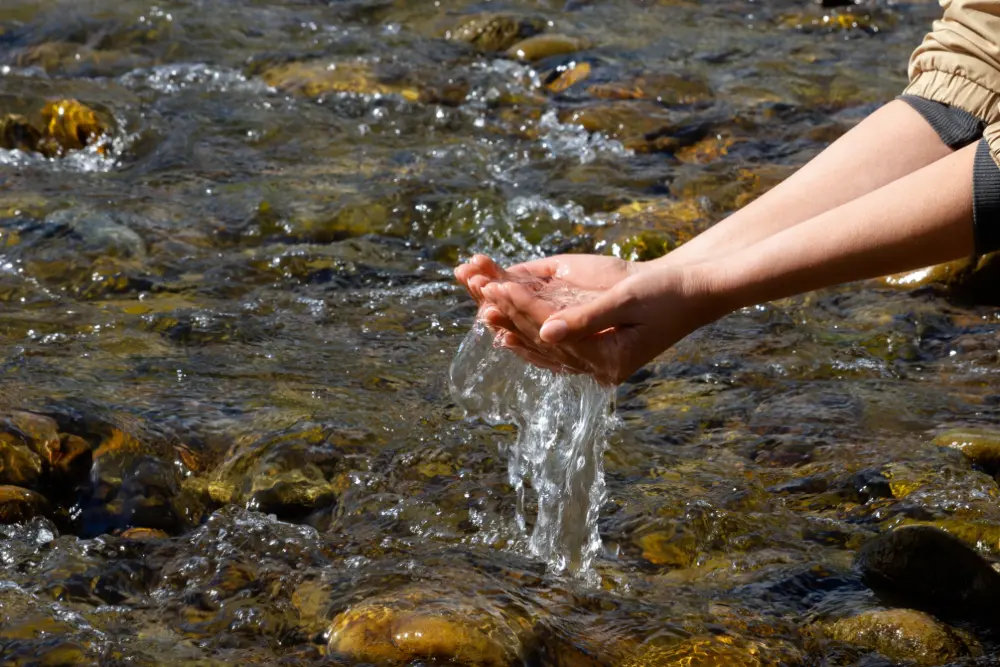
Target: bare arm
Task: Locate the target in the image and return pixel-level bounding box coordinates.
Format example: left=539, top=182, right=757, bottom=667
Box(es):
left=481, top=142, right=977, bottom=384
left=696, top=140, right=975, bottom=315
left=655, top=99, right=955, bottom=268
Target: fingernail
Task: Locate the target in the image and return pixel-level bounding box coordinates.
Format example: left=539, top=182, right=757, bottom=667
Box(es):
left=540, top=319, right=568, bottom=343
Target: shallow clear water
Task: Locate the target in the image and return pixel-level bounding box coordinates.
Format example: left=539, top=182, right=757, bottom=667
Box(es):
left=1, top=0, right=999, bottom=665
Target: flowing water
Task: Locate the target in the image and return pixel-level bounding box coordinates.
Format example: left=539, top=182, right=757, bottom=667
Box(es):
left=2, top=0, right=1000, bottom=665
left=450, top=318, right=616, bottom=583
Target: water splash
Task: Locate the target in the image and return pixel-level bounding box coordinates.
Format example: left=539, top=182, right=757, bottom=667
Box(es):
left=449, top=319, right=615, bottom=583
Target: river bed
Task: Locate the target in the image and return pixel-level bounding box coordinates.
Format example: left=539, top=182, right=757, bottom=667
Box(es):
left=2, top=0, right=1000, bottom=665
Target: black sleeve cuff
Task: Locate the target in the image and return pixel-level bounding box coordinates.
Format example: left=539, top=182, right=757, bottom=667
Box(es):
left=898, top=95, right=983, bottom=149
left=973, top=138, right=1000, bottom=256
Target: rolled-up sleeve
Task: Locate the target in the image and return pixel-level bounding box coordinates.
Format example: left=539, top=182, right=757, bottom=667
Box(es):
left=905, top=0, right=1000, bottom=162
left=904, top=0, right=1000, bottom=253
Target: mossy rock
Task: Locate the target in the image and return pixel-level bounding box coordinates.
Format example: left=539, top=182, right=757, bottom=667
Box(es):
left=545, top=62, right=592, bottom=94
left=934, top=429, right=1000, bottom=473
left=635, top=525, right=698, bottom=568
left=778, top=8, right=895, bottom=34
left=39, top=99, right=112, bottom=157
left=446, top=13, right=545, bottom=52
left=328, top=587, right=528, bottom=666
left=824, top=609, right=980, bottom=666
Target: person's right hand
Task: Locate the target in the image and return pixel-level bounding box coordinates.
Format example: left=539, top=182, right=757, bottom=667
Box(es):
left=481, top=262, right=724, bottom=385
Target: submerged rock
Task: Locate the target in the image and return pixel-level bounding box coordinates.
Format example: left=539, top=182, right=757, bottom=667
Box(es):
left=507, top=34, right=589, bottom=62
left=327, top=587, right=528, bottom=665
left=0, top=114, right=43, bottom=154
left=0, top=485, right=50, bottom=523
left=260, top=60, right=420, bottom=101
left=824, top=608, right=980, bottom=666
left=446, top=13, right=545, bottom=52
left=210, top=425, right=343, bottom=519
left=588, top=73, right=714, bottom=107
left=545, top=62, right=592, bottom=93
left=625, top=637, right=763, bottom=667
left=855, top=525, right=1000, bottom=625
left=0, top=411, right=63, bottom=488
left=934, top=429, right=1000, bottom=474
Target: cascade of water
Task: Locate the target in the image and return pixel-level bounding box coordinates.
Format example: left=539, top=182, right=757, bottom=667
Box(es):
left=449, top=318, right=616, bottom=582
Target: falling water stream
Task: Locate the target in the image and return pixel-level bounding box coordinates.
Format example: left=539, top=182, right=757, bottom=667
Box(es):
left=450, top=316, right=616, bottom=582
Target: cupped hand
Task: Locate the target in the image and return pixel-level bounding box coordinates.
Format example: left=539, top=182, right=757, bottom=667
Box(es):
left=481, top=262, right=721, bottom=385
left=454, top=253, right=640, bottom=347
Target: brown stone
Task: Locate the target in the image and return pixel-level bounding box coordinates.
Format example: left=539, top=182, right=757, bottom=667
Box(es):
left=0, top=485, right=49, bottom=523
left=825, top=609, right=980, bottom=666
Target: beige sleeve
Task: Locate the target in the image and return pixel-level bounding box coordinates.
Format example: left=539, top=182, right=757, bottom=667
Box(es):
left=904, top=0, right=1000, bottom=164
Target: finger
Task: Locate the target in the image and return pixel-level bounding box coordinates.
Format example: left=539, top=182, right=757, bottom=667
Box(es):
left=468, top=275, right=492, bottom=303
left=486, top=285, right=584, bottom=369
left=505, top=256, right=558, bottom=281
left=499, top=332, right=582, bottom=375
left=484, top=283, right=545, bottom=344
left=454, top=263, right=477, bottom=286
left=471, top=254, right=505, bottom=280
left=480, top=305, right=516, bottom=332
left=538, top=286, right=635, bottom=344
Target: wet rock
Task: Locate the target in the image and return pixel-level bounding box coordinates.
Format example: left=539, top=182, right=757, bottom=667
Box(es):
left=447, top=13, right=545, bottom=52
left=608, top=231, right=673, bottom=262
left=882, top=251, right=1000, bottom=301
left=260, top=60, right=420, bottom=101
left=778, top=9, right=894, bottom=34
left=0, top=433, right=43, bottom=488
left=588, top=73, right=714, bottom=107
left=40, top=208, right=147, bottom=261
left=51, top=434, right=92, bottom=483
left=210, top=424, right=343, bottom=520
left=84, top=450, right=185, bottom=535
left=39, top=99, right=112, bottom=157
left=934, top=429, right=1000, bottom=474
left=545, top=62, right=592, bottom=93
left=635, top=525, right=697, bottom=568
left=855, top=525, right=1000, bottom=625
left=507, top=34, right=589, bottom=62
left=598, top=198, right=710, bottom=256
left=824, top=608, right=980, bottom=666
left=557, top=101, right=690, bottom=152
left=118, top=527, right=169, bottom=541
left=0, top=114, right=43, bottom=154
left=0, top=485, right=50, bottom=523
left=327, top=587, right=528, bottom=665
left=0, top=411, right=62, bottom=488
left=898, top=519, right=1000, bottom=558
left=624, top=636, right=763, bottom=666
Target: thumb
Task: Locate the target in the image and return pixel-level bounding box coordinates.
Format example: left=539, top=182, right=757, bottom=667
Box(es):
left=539, top=286, right=635, bottom=343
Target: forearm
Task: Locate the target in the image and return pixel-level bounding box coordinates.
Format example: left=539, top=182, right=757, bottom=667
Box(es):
left=697, top=141, right=976, bottom=313
left=650, top=100, right=954, bottom=270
